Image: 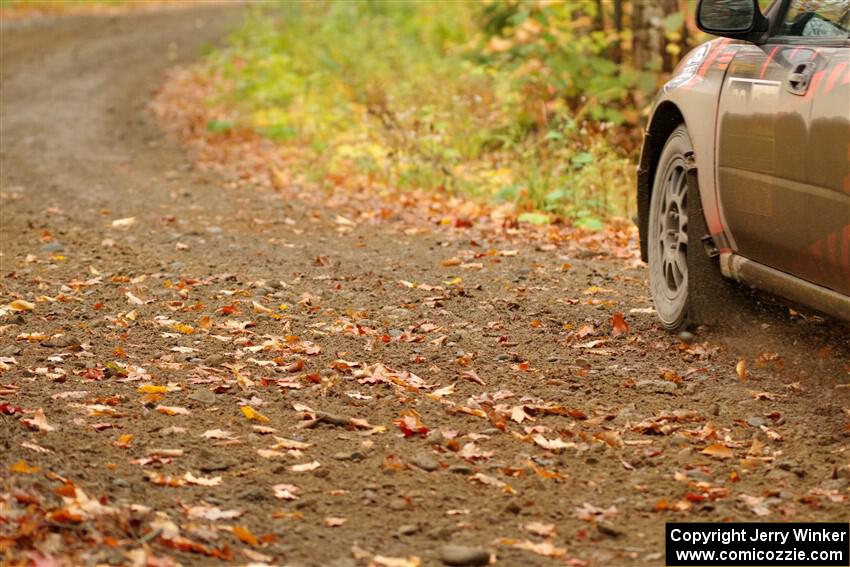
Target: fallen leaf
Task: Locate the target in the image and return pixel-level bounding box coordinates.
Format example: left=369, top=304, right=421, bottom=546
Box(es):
left=156, top=405, right=190, bottom=416
left=202, top=429, right=238, bottom=440
left=525, top=522, right=556, bottom=537
left=10, top=460, right=41, bottom=474
left=509, top=539, right=566, bottom=558
left=611, top=312, right=629, bottom=337
left=22, top=408, right=55, bottom=432
left=290, top=461, right=321, bottom=472
left=272, top=483, right=300, bottom=500
left=736, top=359, right=747, bottom=380
left=531, top=434, right=573, bottom=451
left=137, top=385, right=168, bottom=394
left=9, top=299, right=35, bottom=311
left=233, top=525, right=259, bottom=546
left=701, top=443, right=734, bottom=459
left=111, top=217, right=136, bottom=228
left=323, top=517, right=347, bottom=527
left=183, top=472, right=222, bottom=486
left=241, top=405, right=270, bottom=423
left=186, top=506, right=243, bottom=521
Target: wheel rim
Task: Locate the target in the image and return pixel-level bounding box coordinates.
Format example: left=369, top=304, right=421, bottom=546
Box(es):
left=654, top=159, right=688, bottom=300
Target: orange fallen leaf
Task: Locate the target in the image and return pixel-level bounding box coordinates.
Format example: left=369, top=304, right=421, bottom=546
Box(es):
left=701, top=443, right=734, bottom=459
left=10, top=460, right=40, bottom=474
left=115, top=434, right=134, bottom=448
left=233, top=526, right=259, bottom=546
left=138, top=385, right=168, bottom=394
left=48, top=507, right=83, bottom=523
left=156, top=405, right=190, bottom=416
left=611, top=312, right=629, bottom=337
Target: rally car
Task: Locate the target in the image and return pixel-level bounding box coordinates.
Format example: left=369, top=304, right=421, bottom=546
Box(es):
left=637, top=0, right=850, bottom=329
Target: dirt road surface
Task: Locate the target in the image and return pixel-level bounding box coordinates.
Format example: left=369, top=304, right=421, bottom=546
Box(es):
left=2, top=6, right=849, bottom=567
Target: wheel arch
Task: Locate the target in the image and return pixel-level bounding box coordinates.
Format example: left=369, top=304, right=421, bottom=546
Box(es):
left=637, top=102, right=686, bottom=261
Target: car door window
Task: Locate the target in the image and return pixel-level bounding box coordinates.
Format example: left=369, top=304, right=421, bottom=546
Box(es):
left=779, top=0, right=850, bottom=36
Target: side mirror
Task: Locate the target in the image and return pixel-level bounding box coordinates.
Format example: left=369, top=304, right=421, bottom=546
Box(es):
left=696, top=0, right=769, bottom=42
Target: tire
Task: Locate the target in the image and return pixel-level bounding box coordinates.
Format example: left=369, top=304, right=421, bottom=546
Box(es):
left=648, top=124, right=733, bottom=331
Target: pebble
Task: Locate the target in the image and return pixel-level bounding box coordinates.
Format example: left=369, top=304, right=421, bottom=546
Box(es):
left=112, top=478, right=129, bottom=488
left=188, top=389, right=216, bottom=404
left=333, top=451, right=364, bottom=462
left=40, top=241, right=65, bottom=253
left=0, top=345, right=20, bottom=356
left=495, top=354, right=512, bottom=362
left=204, top=354, right=226, bottom=367
left=239, top=489, right=266, bottom=502
left=448, top=465, right=473, bottom=475
left=439, top=545, right=490, bottom=566
left=747, top=416, right=766, bottom=427
left=200, top=461, right=233, bottom=473
left=686, top=469, right=712, bottom=482
left=387, top=498, right=408, bottom=511
left=635, top=379, right=677, bottom=394
left=41, top=335, right=79, bottom=349
left=596, top=522, right=623, bottom=538
left=396, top=524, right=419, bottom=536
left=766, top=469, right=795, bottom=481
left=409, top=452, right=439, bottom=472
left=678, top=331, right=695, bottom=344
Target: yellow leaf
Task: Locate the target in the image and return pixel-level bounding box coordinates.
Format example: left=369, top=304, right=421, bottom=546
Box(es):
left=172, top=323, right=195, bottom=335
left=241, top=406, right=270, bottom=423
left=233, top=525, right=259, bottom=546
left=701, top=443, right=734, bottom=459
left=10, top=460, right=41, bottom=474
left=116, top=434, right=134, bottom=448
left=137, top=385, right=168, bottom=394
left=9, top=300, right=35, bottom=311
left=736, top=359, right=747, bottom=380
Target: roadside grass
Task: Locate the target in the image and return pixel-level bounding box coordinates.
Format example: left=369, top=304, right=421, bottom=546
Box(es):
left=205, top=2, right=644, bottom=229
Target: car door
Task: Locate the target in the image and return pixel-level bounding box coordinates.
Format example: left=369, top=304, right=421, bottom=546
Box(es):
left=715, top=0, right=850, bottom=294
left=798, top=48, right=850, bottom=295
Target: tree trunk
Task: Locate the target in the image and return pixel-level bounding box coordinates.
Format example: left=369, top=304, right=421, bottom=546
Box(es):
left=612, top=0, right=623, bottom=64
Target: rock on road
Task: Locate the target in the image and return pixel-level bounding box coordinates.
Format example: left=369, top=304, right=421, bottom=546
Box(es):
left=1, top=6, right=849, bottom=566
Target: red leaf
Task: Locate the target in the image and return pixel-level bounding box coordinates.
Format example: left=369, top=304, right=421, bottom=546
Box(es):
left=611, top=313, right=629, bottom=337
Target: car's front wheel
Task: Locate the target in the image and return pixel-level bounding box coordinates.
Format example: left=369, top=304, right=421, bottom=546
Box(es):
left=648, top=124, right=741, bottom=330
left=648, top=125, right=693, bottom=330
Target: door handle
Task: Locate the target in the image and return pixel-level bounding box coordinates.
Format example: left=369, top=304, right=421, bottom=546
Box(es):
left=787, top=61, right=816, bottom=95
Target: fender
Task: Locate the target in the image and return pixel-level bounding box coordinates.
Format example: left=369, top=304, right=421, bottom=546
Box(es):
left=637, top=38, right=743, bottom=261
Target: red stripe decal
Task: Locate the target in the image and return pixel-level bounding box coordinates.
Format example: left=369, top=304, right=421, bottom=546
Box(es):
left=759, top=46, right=779, bottom=79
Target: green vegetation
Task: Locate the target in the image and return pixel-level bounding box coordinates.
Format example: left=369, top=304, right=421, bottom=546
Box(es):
left=0, top=0, right=126, bottom=9
left=207, top=1, right=702, bottom=226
